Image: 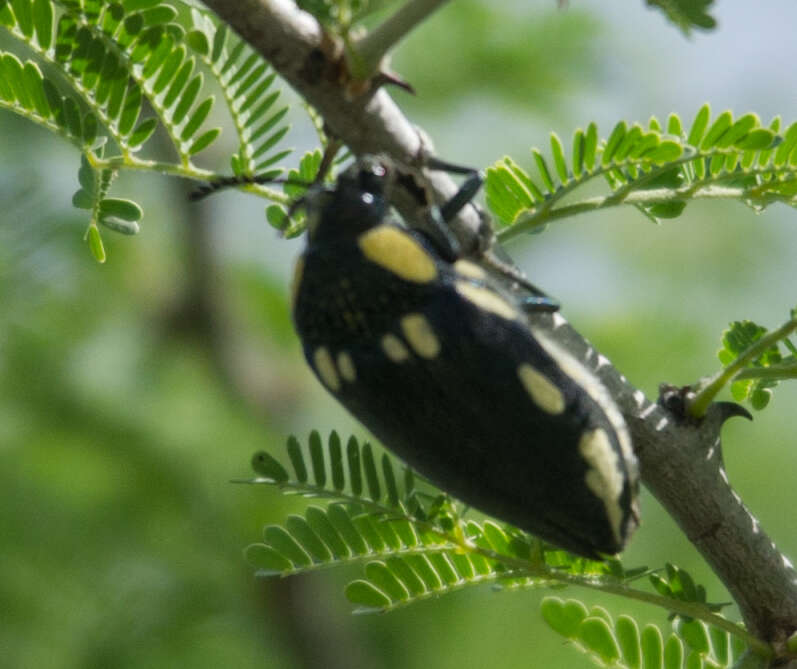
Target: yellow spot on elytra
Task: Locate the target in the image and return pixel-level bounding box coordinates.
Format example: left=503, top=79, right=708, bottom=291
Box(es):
left=517, top=364, right=565, bottom=415
left=535, top=333, right=634, bottom=465
left=453, top=259, right=487, bottom=280
left=455, top=281, right=518, bottom=321
left=313, top=347, right=340, bottom=391
left=400, top=313, right=440, bottom=359
left=358, top=225, right=437, bottom=283
left=381, top=333, right=410, bottom=362
left=291, top=254, right=305, bottom=308
left=579, top=429, right=624, bottom=544
left=337, top=351, right=356, bottom=382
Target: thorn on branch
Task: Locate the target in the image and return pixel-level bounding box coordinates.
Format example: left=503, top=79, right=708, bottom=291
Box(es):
left=709, top=401, right=754, bottom=424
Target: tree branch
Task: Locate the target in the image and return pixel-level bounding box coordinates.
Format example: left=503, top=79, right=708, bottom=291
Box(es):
left=200, top=0, right=487, bottom=253
left=199, top=0, right=797, bottom=654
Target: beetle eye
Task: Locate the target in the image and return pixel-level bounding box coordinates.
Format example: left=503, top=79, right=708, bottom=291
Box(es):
left=356, top=160, right=388, bottom=194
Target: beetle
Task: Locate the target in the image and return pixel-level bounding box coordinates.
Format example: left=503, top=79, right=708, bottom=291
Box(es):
left=287, top=155, right=639, bottom=558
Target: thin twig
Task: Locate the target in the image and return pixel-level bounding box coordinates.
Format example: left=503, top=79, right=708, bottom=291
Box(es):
left=349, top=0, right=452, bottom=78
left=690, top=316, right=797, bottom=417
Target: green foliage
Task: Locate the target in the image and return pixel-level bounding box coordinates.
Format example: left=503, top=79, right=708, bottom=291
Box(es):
left=2, top=3, right=795, bottom=669
left=72, top=152, right=141, bottom=257
left=648, top=563, right=730, bottom=617
left=717, top=319, right=797, bottom=410
left=2, top=3, right=793, bottom=271
left=646, top=0, right=717, bottom=34
left=0, top=0, right=293, bottom=259
left=264, top=149, right=325, bottom=238
left=191, top=13, right=291, bottom=176
left=485, top=106, right=797, bottom=240
left=689, top=309, right=797, bottom=417
left=541, top=597, right=749, bottom=669
left=244, top=432, right=654, bottom=613
left=242, top=431, right=762, bottom=663
left=1, top=0, right=215, bottom=157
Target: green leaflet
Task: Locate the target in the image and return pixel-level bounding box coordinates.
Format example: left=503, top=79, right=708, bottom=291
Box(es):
left=616, top=616, right=642, bottom=669
left=98, top=198, right=142, bottom=234
left=251, top=450, right=289, bottom=482
left=86, top=224, right=105, bottom=262
left=541, top=596, right=588, bottom=638
left=345, top=580, right=391, bottom=612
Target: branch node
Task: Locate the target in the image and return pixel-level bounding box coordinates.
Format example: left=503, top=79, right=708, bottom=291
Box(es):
left=658, top=384, right=752, bottom=427
left=657, top=383, right=698, bottom=423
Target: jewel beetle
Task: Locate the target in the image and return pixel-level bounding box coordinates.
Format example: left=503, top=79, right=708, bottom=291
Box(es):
left=288, top=156, right=639, bottom=558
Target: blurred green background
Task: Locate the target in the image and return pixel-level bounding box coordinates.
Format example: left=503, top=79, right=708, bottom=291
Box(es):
left=2, top=2, right=797, bottom=667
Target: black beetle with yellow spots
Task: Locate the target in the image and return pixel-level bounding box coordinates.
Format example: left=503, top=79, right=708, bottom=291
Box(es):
left=291, top=157, right=640, bottom=559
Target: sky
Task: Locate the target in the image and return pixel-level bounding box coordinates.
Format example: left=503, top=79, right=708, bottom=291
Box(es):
left=583, top=1, right=797, bottom=123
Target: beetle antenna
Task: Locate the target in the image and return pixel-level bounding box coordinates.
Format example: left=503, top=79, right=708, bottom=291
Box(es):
left=316, top=138, right=343, bottom=184
left=188, top=174, right=309, bottom=202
